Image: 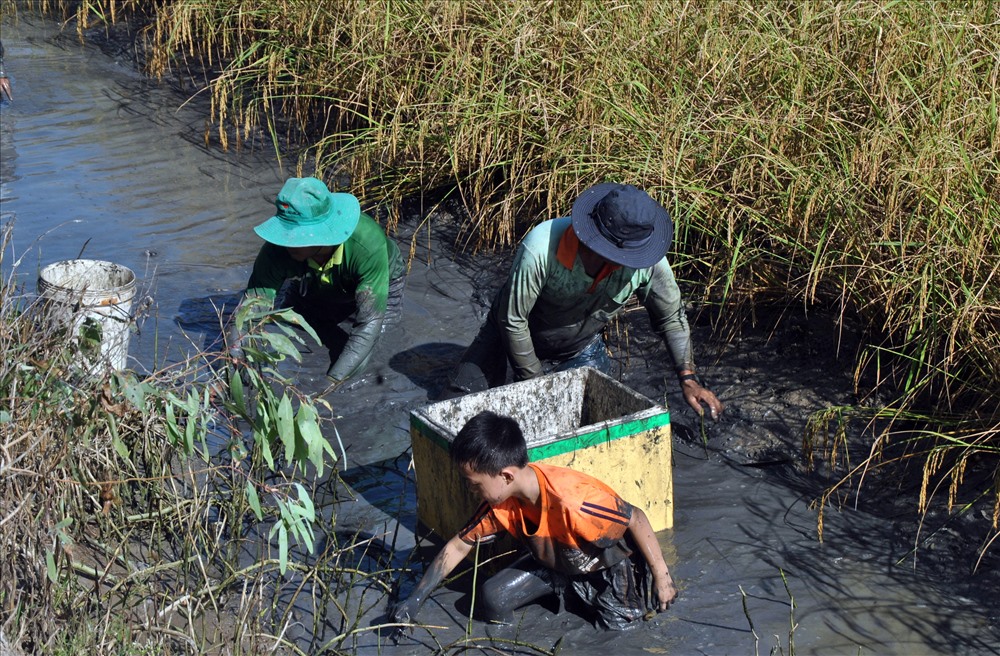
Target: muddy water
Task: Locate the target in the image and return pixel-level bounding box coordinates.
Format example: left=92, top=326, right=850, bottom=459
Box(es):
left=2, top=18, right=998, bottom=656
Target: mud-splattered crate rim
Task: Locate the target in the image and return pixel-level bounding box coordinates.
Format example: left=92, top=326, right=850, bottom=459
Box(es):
left=409, top=367, right=674, bottom=538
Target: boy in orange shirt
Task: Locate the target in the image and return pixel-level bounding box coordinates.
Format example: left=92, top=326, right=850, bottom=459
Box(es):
left=390, top=410, right=677, bottom=631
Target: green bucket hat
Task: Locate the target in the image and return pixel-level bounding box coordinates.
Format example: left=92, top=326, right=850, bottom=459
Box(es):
left=253, top=177, right=361, bottom=247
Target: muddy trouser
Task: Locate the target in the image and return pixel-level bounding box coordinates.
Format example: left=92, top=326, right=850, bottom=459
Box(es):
left=449, top=318, right=612, bottom=394
left=282, top=274, right=405, bottom=367
left=478, top=553, right=648, bottom=630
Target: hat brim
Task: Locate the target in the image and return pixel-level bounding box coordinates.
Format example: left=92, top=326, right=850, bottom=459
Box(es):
left=253, top=193, right=361, bottom=247
left=570, top=183, right=673, bottom=269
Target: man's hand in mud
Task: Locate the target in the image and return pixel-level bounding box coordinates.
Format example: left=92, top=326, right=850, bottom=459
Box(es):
left=680, top=378, right=724, bottom=420
left=0, top=75, right=12, bottom=102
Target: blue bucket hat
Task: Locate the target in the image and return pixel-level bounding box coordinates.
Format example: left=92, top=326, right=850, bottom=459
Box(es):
left=253, top=177, right=361, bottom=247
left=571, top=183, right=673, bottom=268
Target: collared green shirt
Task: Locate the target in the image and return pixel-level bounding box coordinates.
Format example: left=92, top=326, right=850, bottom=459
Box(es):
left=246, top=212, right=404, bottom=311
left=244, top=212, right=404, bottom=380
left=489, top=217, right=694, bottom=380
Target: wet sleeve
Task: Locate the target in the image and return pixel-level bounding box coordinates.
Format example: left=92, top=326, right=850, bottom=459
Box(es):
left=326, top=288, right=383, bottom=381
left=636, top=260, right=695, bottom=372
left=244, top=242, right=295, bottom=305
left=494, top=244, right=548, bottom=380
left=326, top=238, right=391, bottom=381
left=458, top=502, right=508, bottom=545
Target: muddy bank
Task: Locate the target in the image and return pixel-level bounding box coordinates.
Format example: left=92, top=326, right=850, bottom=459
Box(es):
left=2, top=15, right=999, bottom=655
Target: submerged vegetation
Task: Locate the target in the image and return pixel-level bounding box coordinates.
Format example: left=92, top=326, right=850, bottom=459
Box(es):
left=2, top=0, right=999, bottom=651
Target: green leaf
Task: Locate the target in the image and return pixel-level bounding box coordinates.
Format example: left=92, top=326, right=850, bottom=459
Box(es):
left=107, top=414, right=130, bottom=459
left=273, top=307, right=322, bottom=345
left=184, top=412, right=196, bottom=456
left=112, top=434, right=130, bottom=460
left=230, top=369, right=246, bottom=415
left=257, top=331, right=302, bottom=362
left=165, top=404, right=184, bottom=451
left=0, top=410, right=9, bottom=423
left=46, top=549, right=58, bottom=583
left=79, top=317, right=103, bottom=350
left=254, top=427, right=274, bottom=470
left=54, top=516, right=74, bottom=547
left=295, top=483, right=315, bottom=522
left=199, top=387, right=212, bottom=455
left=283, top=485, right=315, bottom=553
left=120, top=377, right=153, bottom=410
left=295, top=404, right=326, bottom=475
left=235, top=295, right=271, bottom=331
left=245, top=481, right=263, bottom=521
left=276, top=394, right=295, bottom=463
left=297, top=522, right=315, bottom=553
left=277, top=523, right=288, bottom=574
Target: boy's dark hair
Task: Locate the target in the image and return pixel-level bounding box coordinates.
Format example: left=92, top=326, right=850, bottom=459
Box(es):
left=450, top=411, right=528, bottom=476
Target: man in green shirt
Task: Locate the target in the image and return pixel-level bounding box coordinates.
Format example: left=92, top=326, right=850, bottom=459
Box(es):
left=241, top=177, right=405, bottom=382
left=451, top=182, right=723, bottom=419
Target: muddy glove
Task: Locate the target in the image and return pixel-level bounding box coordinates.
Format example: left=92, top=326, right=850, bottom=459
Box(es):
left=326, top=301, right=384, bottom=381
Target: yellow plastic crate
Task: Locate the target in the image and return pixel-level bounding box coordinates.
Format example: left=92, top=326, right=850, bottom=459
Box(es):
left=410, top=367, right=673, bottom=539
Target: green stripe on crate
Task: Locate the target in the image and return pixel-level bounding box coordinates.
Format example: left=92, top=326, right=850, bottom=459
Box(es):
left=410, top=411, right=670, bottom=459
left=526, top=412, right=670, bottom=461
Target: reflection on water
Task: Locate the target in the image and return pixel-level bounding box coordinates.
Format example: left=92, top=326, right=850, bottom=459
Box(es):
left=175, top=291, right=242, bottom=353
left=388, top=341, right=466, bottom=399
left=2, top=16, right=997, bottom=656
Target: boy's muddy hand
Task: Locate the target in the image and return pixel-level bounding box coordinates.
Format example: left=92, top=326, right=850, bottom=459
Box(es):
left=389, top=597, right=419, bottom=623
left=388, top=595, right=421, bottom=640
left=653, top=573, right=678, bottom=612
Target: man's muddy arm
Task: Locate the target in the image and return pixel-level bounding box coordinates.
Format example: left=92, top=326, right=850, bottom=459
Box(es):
left=327, top=287, right=383, bottom=381
left=495, top=247, right=547, bottom=380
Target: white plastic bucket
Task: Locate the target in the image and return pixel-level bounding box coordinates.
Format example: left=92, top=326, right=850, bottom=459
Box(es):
left=37, top=259, right=137, bottom=373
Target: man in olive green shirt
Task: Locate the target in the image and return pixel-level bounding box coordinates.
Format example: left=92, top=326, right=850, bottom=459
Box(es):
left=451, top=183, right=722, bottom=419
left=242, top=177, right=405, bottom=382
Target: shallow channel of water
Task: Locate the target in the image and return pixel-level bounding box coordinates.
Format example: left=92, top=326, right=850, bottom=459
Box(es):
left=2, top=17, right=998, bottom=656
